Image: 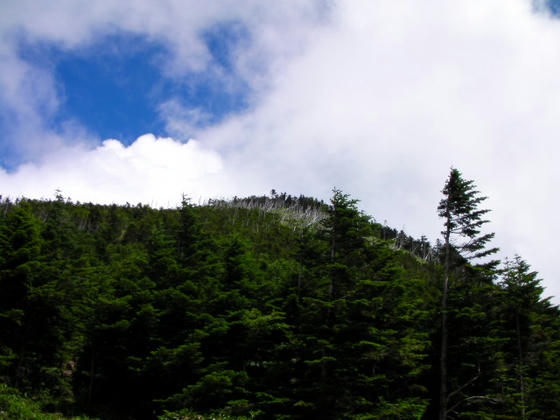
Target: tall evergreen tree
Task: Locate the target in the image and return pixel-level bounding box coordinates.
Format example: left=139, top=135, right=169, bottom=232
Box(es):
left=437, top=168, right=498, bottom=420
left=0, top=203, right=42, bottom=387
left=499, top=256, right=540, bottom=419
left=496, top=256, right=560, bottom=418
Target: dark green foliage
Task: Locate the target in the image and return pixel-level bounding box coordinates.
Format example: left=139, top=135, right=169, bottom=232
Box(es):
left=492, top=256, right=560, bottom=419
left=0, top=382, right=97, bottom=420
left=435, top=168, right=501, bottom=420
left=437, top=168, right=499, bottom=267
left=0, top=188, right=557, bottom=420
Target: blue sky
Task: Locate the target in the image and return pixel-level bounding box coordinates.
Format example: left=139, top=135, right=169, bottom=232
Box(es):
left=2, top=0, right=557, bottom=160
left=51, top=35, right=172, bottom=143
left=1, top=0, right=560, bottom=302
left=8, top=25, right=250, bottom=151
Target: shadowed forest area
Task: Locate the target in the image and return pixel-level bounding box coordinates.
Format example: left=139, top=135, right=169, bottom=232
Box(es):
left=1, top=171, right=559, bottom=419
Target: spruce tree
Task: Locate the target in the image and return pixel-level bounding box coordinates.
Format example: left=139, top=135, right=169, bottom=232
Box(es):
left=497, top=256, right=560, bottom=418
left=0, top=203, right=42, bottom=387
left=437, top=168, right=498, bottom=420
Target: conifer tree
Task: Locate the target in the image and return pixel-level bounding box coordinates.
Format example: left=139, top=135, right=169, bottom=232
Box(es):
left=0, top=203, right=42, bottom=387
left=437, top=168, right=498, bottom=420
left=499, top=256, right=540, bottom=419
left=5, top=192, right=560, bottom=419
left=496, top=256, right=560, bottom=418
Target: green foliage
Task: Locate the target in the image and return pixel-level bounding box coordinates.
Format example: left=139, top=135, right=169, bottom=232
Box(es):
left=435, top=168, right=503, bottom=420
left=0, top=383, right=96, bottom=420
left=437, top=168, right=498, bottom=262
left=158, top=408, right=254, bottom=420
left=0, top=189, right=557, bottom=420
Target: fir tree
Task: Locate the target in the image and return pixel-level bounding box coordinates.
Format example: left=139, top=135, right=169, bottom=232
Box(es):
left=437, top=168, right=498, bottom=420
left=496, top=256, right=560, bottom=418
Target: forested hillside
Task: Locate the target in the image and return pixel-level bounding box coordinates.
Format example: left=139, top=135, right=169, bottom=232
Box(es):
left=1, top=175, right=559, bottom=419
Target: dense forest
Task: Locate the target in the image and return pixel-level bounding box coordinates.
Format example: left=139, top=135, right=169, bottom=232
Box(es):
left=1, top=169, right=559, bottom=419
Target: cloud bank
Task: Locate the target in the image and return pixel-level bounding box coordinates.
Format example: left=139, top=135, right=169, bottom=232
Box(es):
left=1, top=0, right=560, bottom=300
left=0, top=134, right=224, bottom=205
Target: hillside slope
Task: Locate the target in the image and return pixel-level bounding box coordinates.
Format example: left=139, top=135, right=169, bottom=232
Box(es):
left=0, top=191, right=558, bottom=419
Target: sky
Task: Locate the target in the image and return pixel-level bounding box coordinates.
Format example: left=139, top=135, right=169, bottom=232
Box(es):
left=1, top=0, right=560, bottom=302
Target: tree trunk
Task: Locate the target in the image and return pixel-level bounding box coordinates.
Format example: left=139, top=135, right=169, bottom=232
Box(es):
left=329, top=235, right=335, bottom=298
left=516, top=313, right=526, bottom=420
left=439, top=222, right=451, bottom=420
left=88, top=350, right=95, bottom=409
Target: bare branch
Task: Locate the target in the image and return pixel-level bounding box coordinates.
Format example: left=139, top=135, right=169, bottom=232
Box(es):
left=447, top=371, right=480, bottom=402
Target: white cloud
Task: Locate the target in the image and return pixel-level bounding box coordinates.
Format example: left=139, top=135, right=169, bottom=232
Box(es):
left=1, top=0, right=560, bottom=301
left=158, top=99, right=212, bottom=141
left=0, top=134, right=224, bottom=205
left=194, top=0, right=560, bottom=300
left=0, top=0, right=326, bottom=159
